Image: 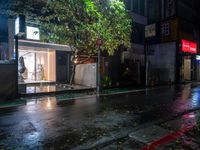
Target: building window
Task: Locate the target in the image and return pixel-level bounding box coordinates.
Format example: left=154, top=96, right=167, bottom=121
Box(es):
left=139, top=0, right=145, bottom=16
left=132, top=0, right=139, bottom=12
left=125, top=0, right=132, bottom=11
left=125, top=0, right=145, bottom=16
left=148, top=0, right=160, bottom=22
left=0, top=15, right=9, bottom=61
left=132, top=23, right=145, bottom=44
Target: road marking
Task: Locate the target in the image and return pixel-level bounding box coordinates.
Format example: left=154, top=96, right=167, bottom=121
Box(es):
left=140, top=125, right=195, bottom=150
left=140, top=113, right=196, bottom=150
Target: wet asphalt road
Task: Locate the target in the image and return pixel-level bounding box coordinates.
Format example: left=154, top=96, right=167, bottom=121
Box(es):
left=0, top=83, right=200, bottom=149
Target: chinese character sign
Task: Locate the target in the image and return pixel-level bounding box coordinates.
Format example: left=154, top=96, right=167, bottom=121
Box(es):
left=160, top=21, right=170, bottom=37
left=181, top=39, right=197, bottom=54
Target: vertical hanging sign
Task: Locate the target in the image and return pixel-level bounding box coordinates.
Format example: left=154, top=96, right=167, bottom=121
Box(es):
left=15, top=15, right=25, bottom=37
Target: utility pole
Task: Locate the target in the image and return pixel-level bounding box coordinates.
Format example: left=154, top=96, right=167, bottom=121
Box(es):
left=14, top=35, right=19, bottom=94
left=144, top=24, right=155, bottom=87
left=96, top=38, right=103, bottom=95
left=144, top=39, right=148, bottom=87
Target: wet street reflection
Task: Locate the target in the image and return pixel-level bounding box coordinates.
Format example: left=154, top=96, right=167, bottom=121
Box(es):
left=0, top=83, right=200, bottom=149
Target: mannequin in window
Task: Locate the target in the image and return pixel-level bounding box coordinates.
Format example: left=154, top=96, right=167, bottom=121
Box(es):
left=37, top=64, right=45, bottom=81
left=18, top=56, right=27, bottom=82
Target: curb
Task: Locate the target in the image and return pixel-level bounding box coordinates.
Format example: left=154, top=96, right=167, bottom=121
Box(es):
left=71, top=107, right=200, bottom=150
left=0, top=86, right=157, bottom=109
left=0, top=83, right=197, bottom=109
left=19, top=87, right=95, bottom=98
left=0, top=99, right=26, bottom=109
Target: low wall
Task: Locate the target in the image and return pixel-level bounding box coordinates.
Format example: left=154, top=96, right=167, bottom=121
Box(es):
left=0, top=61, right=18, bottom=100
left=74, top=63, right=96, bottom=87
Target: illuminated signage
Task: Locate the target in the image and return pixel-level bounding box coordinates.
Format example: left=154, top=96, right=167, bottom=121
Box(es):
left=145, top=24, right=156, bottom=38
left=15, top=17, right=19, bottom=35
left=196, top=55, right=200, bottom=60
left=181, top=39, right=197, bottom=54
left=26, top=26, right=40, bottom=40
left=15, top=15, right=25, bottom=37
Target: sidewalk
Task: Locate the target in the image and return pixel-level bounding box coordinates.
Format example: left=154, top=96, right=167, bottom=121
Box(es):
left=19, top=83, right=94, bottom=97
left=88, top=110, right=200, bottom=150
left=1, top=83, right=200, bottom=149
left=0, top=83, right=196, bottom=109
left=0, top=98, right=26, bottom=109
left=17, top=81, right=200, bottom=97
left=0, top=86, right=146, bottom=109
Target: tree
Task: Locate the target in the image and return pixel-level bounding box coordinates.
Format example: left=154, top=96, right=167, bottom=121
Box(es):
left=0, top=0, right=45, bottom=18
left=39, top=0, right=132, bottom=55
left=39, top=0, right=132, bottom=85
left=1, top=0, right=132, bottom=85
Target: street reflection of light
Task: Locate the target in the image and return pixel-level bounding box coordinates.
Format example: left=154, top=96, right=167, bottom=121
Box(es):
left=26, top=99, right=38, bottom=105
left=181, top=86, right=191, bottom=100
left=47, top=86, right=50, bottom=92
left=191, top=92, right=199, bottom=107
left=24, top=132, right=40, bottom=143
left=181, top=113, right=196, bottom=129
left=184, top=113, right=195, bottom=119
left=26, top=105, right=37, bottom=113
left=25, top=99, right=38, bottom=113
left=46, top=98, right=53, bottom=110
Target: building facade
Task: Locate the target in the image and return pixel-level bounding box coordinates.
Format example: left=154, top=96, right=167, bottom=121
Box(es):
left=0, top=15, right=17, bottom=99
left=146, top=0, right=200, bottom=84
left=122, top=0, right=148, bottom=85
left=0, top=14, right=73, bottom=97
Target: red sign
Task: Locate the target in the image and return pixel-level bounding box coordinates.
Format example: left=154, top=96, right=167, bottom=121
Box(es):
left=181, top=39, right=197, bottom=54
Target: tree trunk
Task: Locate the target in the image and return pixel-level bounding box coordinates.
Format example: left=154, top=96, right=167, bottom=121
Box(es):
left=70, top=63, right=76, bottom=85
left=69, top=46, right=78, bottom=85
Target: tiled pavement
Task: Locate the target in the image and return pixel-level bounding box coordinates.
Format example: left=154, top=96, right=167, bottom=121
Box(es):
left=101, top=111, right=200, bottom=150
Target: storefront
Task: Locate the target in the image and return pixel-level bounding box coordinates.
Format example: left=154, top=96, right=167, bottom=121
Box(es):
left=196, top=55, right=200, bottom=80
left=179, top=39, right=198, bottom=82
left=147, top=39, right=198, bottom=85
left=19, top=44, right=56, bottom=83
left=18, top=40, right=72, bottom=85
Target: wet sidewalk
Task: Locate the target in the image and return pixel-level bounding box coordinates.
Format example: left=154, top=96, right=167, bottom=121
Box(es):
left=1, top=83, right=200, bottom=149
left=1, top=85, right=144, bottom=108
left=19, top=83, right=94, bottom=96
left=99, top=110, right=200, bottom=150
left=0, top=83, right=199, bottom=109
left=0, top=85, right=166, bottom=109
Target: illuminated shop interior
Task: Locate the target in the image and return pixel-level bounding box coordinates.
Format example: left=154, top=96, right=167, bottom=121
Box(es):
left=18, top=46, right=56, bottom=83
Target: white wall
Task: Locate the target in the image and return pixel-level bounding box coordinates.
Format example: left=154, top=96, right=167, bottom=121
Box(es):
left=74, top=63, right=96, bottom=87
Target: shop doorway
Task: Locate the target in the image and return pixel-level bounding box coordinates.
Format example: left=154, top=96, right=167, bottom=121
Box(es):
left=183, top=56, right=191, bottom=81
left=196, top=61, right=200, bottom=80
left=56, top=51, right=71, bottom=83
